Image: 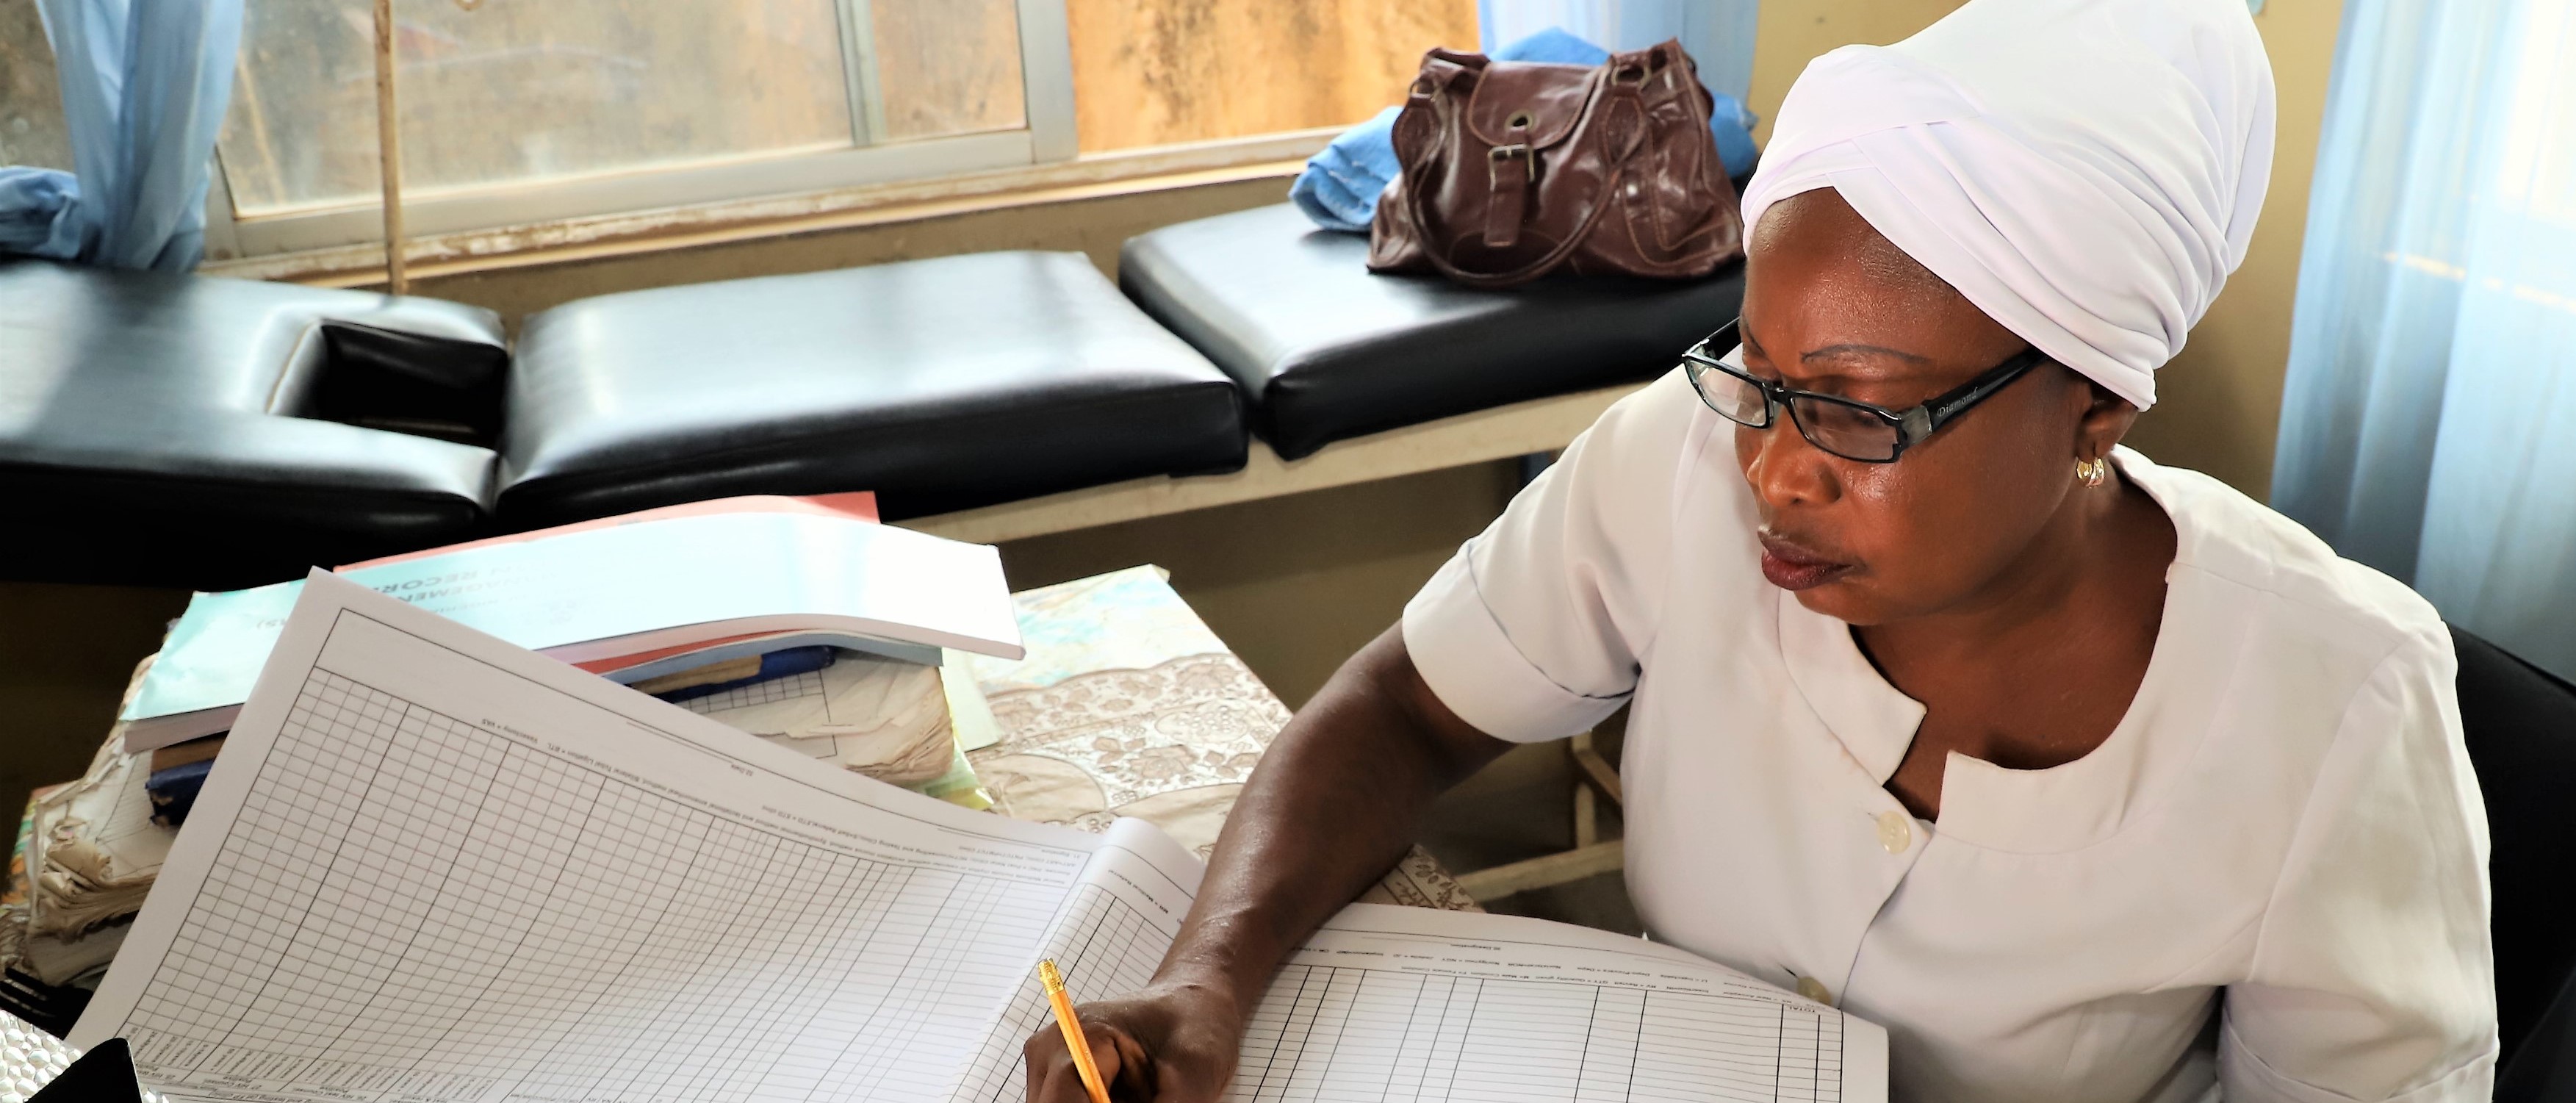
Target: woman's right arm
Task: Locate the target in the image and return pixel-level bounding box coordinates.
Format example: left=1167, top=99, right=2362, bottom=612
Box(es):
left=1021, top=624, right=1512, bottom=1103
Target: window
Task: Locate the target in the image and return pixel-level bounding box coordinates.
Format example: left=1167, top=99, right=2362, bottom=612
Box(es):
left=215, top=0, right=1075, bottom=255
left=0, top=0, right=1476, bottom=262
left=2494, top=0, right=2576, bottom=229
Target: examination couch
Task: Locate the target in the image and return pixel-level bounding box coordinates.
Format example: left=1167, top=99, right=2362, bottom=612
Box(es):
left=4, top=223, right=1743, bottom=586
left=494, top=251, right=1245, bottom=528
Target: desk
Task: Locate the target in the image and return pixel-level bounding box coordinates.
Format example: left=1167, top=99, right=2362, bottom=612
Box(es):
left=966, top=566, right=1480, bottom=913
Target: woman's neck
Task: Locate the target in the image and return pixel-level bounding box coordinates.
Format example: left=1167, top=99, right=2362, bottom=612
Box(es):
left=1861, top=468, right=2173, bottom=665
left=1854, top=469, right=2177, bottom=816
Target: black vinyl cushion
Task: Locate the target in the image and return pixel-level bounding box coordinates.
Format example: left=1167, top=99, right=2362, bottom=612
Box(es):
left=2453, top=625, right=2576, bottom=1096
left=313, top=321, right=510, bottom=445
left=498, top=251, right=1247, bottom=525
left=0, top=257, right=505, bottom=589
left=1120, top=203, right=1746, bottom=460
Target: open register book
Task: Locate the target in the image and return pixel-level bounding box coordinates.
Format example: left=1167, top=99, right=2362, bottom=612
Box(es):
left=72, top=573, right=1886, bottom=1103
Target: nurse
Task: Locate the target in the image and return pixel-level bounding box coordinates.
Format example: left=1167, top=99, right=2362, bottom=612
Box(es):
left=1026, top=0, right=2497, bottom=1098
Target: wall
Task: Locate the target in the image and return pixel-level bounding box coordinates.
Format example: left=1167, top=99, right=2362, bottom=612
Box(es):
left=0, top=584, right=188, bottom=831
left=1744, top=0, right=2345, bottom=498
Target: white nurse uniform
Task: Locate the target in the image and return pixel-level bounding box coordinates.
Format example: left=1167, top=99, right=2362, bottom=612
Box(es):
left=1402, top=371, right=2497, bottom=1102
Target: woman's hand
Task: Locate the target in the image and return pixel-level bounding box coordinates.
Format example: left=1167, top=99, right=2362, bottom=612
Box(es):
left=1022, top=980, right=1243, bottom=1103
left=1024, top=628, right=1506, bottom=1102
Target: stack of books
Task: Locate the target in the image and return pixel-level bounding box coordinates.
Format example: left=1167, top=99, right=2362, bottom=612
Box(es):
left=4, top=492, right=1023, bottom=1008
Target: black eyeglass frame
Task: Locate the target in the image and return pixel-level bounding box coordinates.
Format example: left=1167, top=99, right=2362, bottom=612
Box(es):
left=1680, top=317, right=2052, bottom=463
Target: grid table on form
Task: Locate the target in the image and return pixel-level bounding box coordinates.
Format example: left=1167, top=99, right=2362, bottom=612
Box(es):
left=109, top=667, right=1062, bottom=1103
left=949, top=883, right=1175, bottom=1103
left=1222, top=968, right=1842, bottom=1103
left=680, top=669, right=830, bottom=714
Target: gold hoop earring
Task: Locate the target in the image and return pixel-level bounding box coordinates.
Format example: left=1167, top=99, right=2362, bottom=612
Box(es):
left=2076, top=456, right=2109, bottom=487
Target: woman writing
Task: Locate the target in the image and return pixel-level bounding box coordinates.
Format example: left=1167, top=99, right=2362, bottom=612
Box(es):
left=1026, top=0, right=2496, bottom=1097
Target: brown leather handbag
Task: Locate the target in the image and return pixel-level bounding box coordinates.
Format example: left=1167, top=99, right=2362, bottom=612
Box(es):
left=1368, top=40, right=1744, bottom=289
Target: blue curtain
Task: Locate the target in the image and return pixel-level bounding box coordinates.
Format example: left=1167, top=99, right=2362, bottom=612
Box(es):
left=1478, top=0, right=1760, bottom=101
left=0, top=0, right=245, bottom=271
left=2272, top=0, right=2576, bottom=678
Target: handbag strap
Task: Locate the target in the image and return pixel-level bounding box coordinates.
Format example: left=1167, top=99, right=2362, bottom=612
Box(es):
left=1393, top=60, right=1644, bottom=288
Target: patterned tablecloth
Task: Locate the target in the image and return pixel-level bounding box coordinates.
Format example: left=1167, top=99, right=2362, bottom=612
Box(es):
left=966, top=566, right=1479, bottom=913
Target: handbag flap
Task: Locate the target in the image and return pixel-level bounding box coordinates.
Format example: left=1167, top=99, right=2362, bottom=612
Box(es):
left=1461, top=61, right=1598, bottom=148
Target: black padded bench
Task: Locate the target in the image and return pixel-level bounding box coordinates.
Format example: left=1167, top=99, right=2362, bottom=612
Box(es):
left=497, top=251, right=1246, bottom=527
left=0, top=258, right=508, bottom=590
left=1119, top=203, right=1746, bottom=460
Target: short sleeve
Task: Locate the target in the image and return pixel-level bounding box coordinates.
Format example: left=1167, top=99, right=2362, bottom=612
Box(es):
left=2222, top=629, right=2498, bottom=1101
left=1402, top=370, right=1704, bottom=743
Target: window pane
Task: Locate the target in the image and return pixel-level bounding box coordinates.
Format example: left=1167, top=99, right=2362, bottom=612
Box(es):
left=1065, top=0, right=1478, bottom=151
left=0, top=0, right=73, bottom=170
left=220, top=0, right=852, bottom=215
left=871, top=0, right=1026, bottom=143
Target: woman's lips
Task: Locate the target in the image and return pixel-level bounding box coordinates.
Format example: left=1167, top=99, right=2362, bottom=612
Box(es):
left=1757, top=532, right=1854, bottom=592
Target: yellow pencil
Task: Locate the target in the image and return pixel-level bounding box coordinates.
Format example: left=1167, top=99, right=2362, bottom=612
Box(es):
left=1037, top=959, right=1114, bottom=1103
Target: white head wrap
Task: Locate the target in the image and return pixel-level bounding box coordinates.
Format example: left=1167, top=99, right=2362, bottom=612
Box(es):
left=1738, top=0, right=2276, bottom=409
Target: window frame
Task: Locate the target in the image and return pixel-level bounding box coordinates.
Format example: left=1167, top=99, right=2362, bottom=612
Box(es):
left=203, top=0, right=1079, bottom=262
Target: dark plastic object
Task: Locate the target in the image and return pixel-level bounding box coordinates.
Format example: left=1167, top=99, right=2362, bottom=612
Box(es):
left=28, top=1037, right=143, bottom=1102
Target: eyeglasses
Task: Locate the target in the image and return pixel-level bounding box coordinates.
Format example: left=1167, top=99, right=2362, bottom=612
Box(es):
left=1680, top=317, right=2051, bottom=463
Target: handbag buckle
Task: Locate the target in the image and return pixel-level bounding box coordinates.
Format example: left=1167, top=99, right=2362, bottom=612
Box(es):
left=1489, top=143, right=1534, bottom=181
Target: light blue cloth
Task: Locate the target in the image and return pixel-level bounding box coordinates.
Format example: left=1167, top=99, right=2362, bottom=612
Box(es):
left=0, top=0, right=245, bottom=270
left=1289, top=26, right=1758, bottom=234
left=2272, top=0, right=2576, bottom=680
left=1290, top=107, right=1404, bottom=234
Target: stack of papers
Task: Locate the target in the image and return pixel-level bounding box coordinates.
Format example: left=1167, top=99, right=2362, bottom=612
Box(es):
left=4, top=734, right=175, bottom=987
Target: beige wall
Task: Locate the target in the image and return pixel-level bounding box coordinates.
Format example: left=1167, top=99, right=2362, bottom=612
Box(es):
left=0, top=584, right=188, bottom=830
left=1744, top=0, right=2343, bottom=499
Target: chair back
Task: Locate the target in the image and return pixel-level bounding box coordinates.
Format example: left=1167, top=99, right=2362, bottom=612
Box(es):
left=2451, top=625, right=2576, bottom=1093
